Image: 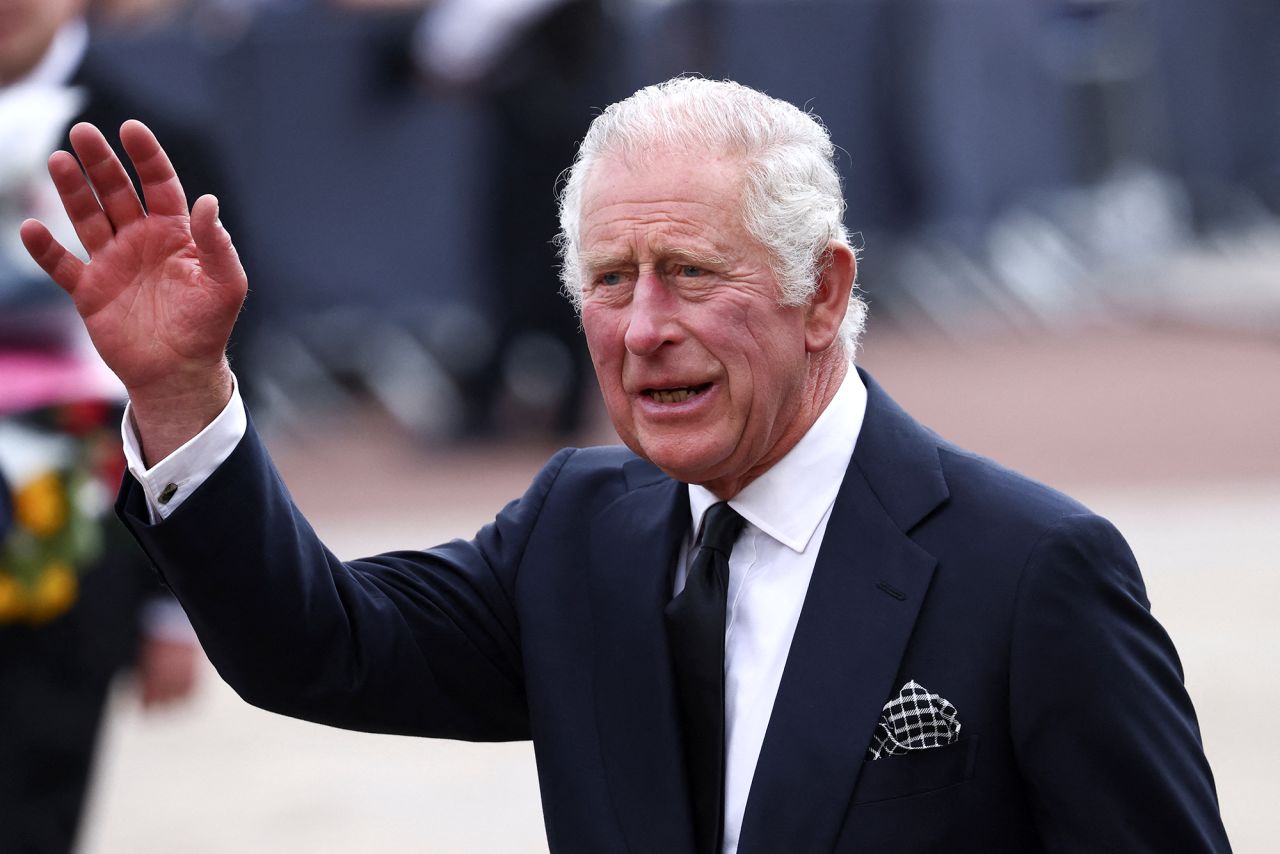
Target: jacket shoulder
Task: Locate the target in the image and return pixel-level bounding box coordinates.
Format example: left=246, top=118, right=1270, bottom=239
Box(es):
left=934, top=441, right=1092, bottom=528
left=542, top=444, right=660, bottom=499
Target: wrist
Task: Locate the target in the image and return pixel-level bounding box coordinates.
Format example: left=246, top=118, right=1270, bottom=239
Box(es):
left=128, top=360, right=235, bottom=467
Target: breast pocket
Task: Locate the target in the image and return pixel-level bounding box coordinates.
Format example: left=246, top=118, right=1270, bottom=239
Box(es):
left=850, top=735, right=979, bottom=805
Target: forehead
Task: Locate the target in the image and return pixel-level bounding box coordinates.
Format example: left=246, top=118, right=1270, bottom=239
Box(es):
left=578, top=150, right=752, bottom=252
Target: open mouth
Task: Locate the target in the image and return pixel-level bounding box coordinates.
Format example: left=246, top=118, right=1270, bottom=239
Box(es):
left=645, top=384, right=711, bottom=404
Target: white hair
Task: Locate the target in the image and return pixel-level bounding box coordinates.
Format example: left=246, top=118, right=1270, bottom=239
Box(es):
left=556, top=76, right=866, bottom=354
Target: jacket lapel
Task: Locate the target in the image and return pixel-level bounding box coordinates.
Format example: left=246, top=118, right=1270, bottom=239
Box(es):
left=590, top=458, right=697, bottom=854
left=737, top=371, right=949, bottom=853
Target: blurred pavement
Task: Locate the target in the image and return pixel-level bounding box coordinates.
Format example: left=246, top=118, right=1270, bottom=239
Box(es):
left=80, top=322, right=1278, bottom=853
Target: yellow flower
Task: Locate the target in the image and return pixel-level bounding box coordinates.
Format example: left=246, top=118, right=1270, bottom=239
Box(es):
left=27, top=562, right=77, bottom=625
left=0, top=573, right=28, bottom=622
left=15, top=472, right=67, bottom=538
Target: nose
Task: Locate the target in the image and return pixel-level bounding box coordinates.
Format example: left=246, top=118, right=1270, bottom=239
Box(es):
left=623, top=274, right=680, bottom=356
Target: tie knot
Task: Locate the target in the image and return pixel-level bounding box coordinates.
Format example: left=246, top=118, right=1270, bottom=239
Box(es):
left=699, top=502, right=745, bottom=557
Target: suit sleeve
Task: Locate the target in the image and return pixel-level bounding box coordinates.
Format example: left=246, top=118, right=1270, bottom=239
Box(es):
left=1009, top=513, right=1231, bottom=852
left=116, top=419, right=573, bottom=741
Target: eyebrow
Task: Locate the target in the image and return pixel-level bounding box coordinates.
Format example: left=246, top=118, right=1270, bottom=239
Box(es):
left=579, top=250, right=630, bottom=273
left=659, top=246, right=730, bottom=269
left=579, top=246, right=729, bottom=272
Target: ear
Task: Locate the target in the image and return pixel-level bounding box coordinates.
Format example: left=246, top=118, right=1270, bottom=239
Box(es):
left=804, top=241, right=856, bottom=353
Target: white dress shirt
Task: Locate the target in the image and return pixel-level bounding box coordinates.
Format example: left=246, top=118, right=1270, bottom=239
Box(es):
left=122, top=367, right=868, bottom=853
left=678, top=367, right=866, bottom=854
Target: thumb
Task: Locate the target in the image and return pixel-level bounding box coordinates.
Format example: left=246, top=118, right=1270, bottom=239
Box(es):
left=190, top=195, right=245, bottom=286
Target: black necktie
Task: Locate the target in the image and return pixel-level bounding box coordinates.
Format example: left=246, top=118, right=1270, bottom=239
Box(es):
left=665, top=502, right=746, bottom=854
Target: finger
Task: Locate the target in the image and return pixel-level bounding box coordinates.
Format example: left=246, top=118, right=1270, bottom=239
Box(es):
left=190, top=195, right=245, bottom=285
left=20, top=219, right=85, bottom=293
left=120, top=119, right=189, bottom=218
left=68, top=122, right=145, bottom=230
left=47, top=150, right=114, bottom=255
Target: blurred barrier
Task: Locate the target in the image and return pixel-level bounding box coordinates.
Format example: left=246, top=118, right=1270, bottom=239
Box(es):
left=80, top=0, right=1280, bottom=435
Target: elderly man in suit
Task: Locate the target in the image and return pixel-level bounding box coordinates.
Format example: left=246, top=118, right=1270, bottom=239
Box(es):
left=21, top=77, right=1230, bottom=852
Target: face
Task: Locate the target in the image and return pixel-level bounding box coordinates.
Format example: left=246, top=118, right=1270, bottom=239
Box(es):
left=0, top=0, right=83, bottom=85
left=578, top=151, right=838, bottom=498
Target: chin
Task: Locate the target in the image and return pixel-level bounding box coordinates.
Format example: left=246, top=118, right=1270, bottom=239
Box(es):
left=634, top=439, right=726, bottom=485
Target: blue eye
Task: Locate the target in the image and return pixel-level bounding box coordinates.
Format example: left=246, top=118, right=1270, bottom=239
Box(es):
left=600, top=272, right=623, bottom=286
left=680, top=266, right=704, bottom=277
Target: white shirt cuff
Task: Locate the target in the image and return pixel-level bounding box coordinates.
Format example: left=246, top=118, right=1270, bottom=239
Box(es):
left=140, top=596, right=197, bottom=643
left=121, top=375, right=247, bottom=522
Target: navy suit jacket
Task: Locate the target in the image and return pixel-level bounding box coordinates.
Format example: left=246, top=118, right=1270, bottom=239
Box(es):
left=118, top=371, right=1230, bottom=852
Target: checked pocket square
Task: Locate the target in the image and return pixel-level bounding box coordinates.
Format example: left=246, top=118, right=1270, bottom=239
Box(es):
left=866, top=680, right=962, bottom=760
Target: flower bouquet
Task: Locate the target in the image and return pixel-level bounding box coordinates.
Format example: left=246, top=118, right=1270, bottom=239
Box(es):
left=0, top=401, right=121, bottom=625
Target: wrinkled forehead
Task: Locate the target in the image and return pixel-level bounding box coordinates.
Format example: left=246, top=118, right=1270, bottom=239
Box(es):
left=574, top=149, right=772, bottom=279
left=578, top=146, right=749, bottom=222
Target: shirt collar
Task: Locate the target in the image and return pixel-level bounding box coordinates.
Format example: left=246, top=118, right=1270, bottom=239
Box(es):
left=687, top=365, right=867, bottom=553
left=6, top=19, right=88, bottom=91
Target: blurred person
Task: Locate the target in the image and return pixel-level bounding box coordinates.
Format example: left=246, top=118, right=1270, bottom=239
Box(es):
left=367, top=0, right=613, bottom=434
left=438, top=0, right=614, bottom=435
left=0, top=0, right=216, bottom=850
left=21, top=78, right=1230, bottom=852
left=0, top=469, right=10, bottom=536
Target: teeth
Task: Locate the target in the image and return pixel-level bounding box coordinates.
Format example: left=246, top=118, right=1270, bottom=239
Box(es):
left=650, top=388, right=696, bottom=404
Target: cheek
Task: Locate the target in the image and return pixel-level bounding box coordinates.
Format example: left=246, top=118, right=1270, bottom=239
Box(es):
left=581, top=309, right=625, bottom=384
left=581, top=307, right=614, bottom=356
left=726, top=318, right=808, bottom=403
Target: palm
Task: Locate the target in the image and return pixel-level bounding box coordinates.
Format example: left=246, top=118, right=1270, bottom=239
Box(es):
left=72, top=213, right=241, bottom=389
left=20, top=121, right=246, bottom=396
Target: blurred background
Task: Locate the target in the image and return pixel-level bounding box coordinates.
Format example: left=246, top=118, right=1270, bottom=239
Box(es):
left=1, top=0, right=1276, bottom=851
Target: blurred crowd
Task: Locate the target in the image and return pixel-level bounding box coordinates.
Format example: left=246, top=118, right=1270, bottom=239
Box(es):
left=16, top=0, right=1273, bottom=442
left=0, top=3, right=1277, bottom=849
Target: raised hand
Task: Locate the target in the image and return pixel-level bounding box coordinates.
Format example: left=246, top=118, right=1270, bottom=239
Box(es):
left=20, top=121, right=247, bottom=463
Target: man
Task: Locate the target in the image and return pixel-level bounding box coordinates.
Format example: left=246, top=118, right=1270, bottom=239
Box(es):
left=1, top=1, right=207, bottom=849
left=20, top=78, right=1230, bottom=852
